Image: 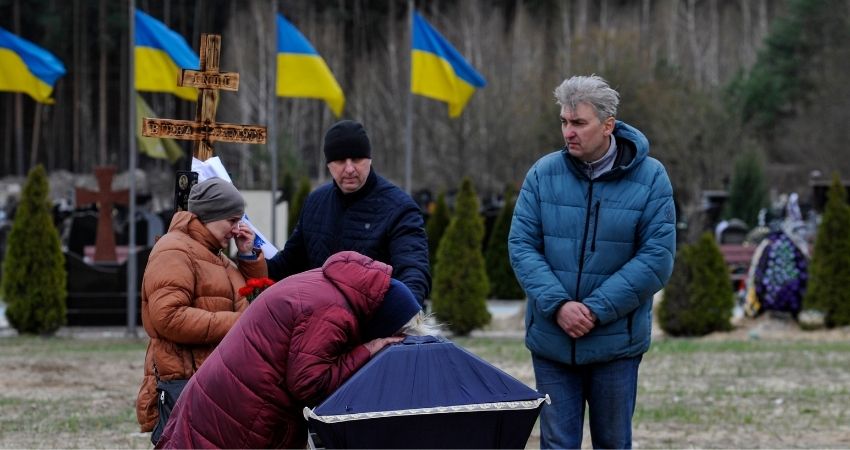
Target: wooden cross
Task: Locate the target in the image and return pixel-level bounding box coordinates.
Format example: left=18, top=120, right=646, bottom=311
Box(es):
left=75, top=166, right=129, bottom=262
left=141, top=34, right=267, bottom=161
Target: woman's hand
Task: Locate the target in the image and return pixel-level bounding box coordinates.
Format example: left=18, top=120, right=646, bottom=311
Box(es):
left=363, top=336, right=404, bottom=356
left=235, top=222, right=256, bottom=255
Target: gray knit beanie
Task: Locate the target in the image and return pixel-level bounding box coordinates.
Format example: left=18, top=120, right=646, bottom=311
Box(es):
left=188, top=178, right=245, bottom=223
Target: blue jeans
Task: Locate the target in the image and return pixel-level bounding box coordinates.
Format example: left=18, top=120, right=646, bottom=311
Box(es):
left=532, top=353, right=642, bottom=449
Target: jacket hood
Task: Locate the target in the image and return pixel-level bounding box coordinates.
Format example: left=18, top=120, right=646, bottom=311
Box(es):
left=611, top=120, right=649, bottom=170
left=322, top=250, right=393, bottom=321
left=564, top=120, right=649, bottom=180
left=168, top=210, right=222, bottom=253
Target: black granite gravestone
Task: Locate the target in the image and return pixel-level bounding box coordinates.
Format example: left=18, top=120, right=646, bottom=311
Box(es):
left=64, top=247, right=150, bottom=326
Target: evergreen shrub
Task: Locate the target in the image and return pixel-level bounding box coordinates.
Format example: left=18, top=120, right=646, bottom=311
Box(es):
left=659, top=232, right=734, bottom=336
left=484, top=184, right=524, bottom=299
left=431, top=178, right=490, bottom=335
left=425, top=191, right=450, bottom=272
left=288, top=176, right=311, bottom=236
left=804, top=174, right=850, bottom=327
left=723, top=149, right=768, bottom=227
left=1, top=165, right=67, bottom=335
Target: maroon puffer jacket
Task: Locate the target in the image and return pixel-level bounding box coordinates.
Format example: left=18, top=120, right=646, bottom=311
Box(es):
left=156, top=251, right=392, bottom=449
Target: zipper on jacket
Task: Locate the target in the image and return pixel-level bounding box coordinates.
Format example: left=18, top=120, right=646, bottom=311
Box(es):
left=627, top=310, right=635, bottom=346
left=573, top=182, right=595, bottom=365
left=576, top=182, right=595, bottom=300
left=591, top=201, right=601, bottom=252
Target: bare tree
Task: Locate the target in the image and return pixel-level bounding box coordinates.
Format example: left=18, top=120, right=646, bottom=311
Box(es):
left=706, top=0, right=719, bottom=85
left=666, top=0, right=679, bottom=66
left=686, top=0, right=703, bottom=88
left=640, top=0, right=653, bottom=67
left=560, top=1, right=572, bottom=76
left=13, top=0, right=24, bottom=175
left=740, top=0, right=755, bottom=66
left=98, top=0, right=108, bottom=165
left=575, top=0, right=588, bottom=37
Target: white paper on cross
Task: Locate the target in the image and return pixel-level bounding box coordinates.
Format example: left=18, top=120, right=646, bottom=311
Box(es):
left=191, top=157, right=279, bottom=257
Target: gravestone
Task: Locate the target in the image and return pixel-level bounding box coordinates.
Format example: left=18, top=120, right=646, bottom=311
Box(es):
left=74, top=166, right=129, bottom=262
left=66, top=210, right=98, bottom=256
left=810, top=179, right=850, bottom=212
left=717, top=218, right=749, bottom=245
left=64, top=247, right=151, bottom=325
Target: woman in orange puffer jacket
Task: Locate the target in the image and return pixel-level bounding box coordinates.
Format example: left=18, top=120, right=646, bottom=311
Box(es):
left=135, top=178, right=266, bottom=438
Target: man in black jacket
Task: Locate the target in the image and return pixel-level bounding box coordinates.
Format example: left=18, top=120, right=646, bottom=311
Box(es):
left=267, top=120, right=431, bottom=306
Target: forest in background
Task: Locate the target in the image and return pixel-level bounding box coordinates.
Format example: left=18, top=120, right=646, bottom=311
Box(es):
left=2, top=0, right=849, bottom=235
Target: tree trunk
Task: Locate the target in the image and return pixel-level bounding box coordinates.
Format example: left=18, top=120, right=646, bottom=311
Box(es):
left=13, top=0, right=24, bottom=175
left=740, top=0, right=754, bottom=66
left=641, top=0, right=653, bottom=70
left=575, top=0, right=588, bottom=38
left=98, top=0, right=108, bottom=165
left=29, top=104, right=42, bottom=169
left=687, top=0, right=703, bottom=88
left=80, top=0, right=92, bottom=172
left=3, top=99, right=11, bottom=174
left=707, top=0, right=719, bottom=85
left=561, top=0, right=572, bottom=75
left=73, top=0, right=81, bottom=172
left=599, top=0, right=609, bottom=71
left=666, top=0, right=679, bottom=66
left=757, top=0, right=769, bottom=44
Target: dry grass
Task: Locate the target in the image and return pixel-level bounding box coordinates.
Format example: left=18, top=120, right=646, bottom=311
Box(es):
left=1, top=314, right=849, bottom=449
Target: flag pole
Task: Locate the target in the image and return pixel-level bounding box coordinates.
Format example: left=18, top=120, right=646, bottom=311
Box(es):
left=269, top=2, right=278, bottom=246
left=404, top=0, right=414, bottom=195
left=126, top=0, right=138, bottom=338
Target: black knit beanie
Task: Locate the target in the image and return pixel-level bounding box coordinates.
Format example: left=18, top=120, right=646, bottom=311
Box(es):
left=323, top=120, right=372, bottom=163
left=363, top=279, right=422, bottom=341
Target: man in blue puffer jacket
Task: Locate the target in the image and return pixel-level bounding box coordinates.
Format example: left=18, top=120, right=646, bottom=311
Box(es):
left=267, top=120, right=431, bottom=306
left=509, top=75, right=676, bottom=449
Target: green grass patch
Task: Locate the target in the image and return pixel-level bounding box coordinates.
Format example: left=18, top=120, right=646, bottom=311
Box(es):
left=0, top=336, right=146, bottom=356
left=452, top=336, right=529, bottom=361
left=649, top=339, right=850, bottom=354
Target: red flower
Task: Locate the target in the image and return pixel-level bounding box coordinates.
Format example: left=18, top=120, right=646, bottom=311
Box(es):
left=240, top=277, right=275, bottom=303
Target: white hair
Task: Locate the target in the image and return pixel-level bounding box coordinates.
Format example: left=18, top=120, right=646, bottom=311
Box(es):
left=398, top=312, right=443, bottom=337
left=554, top=74, right=620, bottom=121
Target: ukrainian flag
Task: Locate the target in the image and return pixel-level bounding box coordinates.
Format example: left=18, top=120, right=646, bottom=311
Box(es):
left=135, top=9, right=198, bottom=101
left=136, top=94, right=183, bottom=163
left=0, top=26, right=66, bottom=104
left=411, top=12, right=486, bottom=118
left=276, top=14, right=344, bottom=117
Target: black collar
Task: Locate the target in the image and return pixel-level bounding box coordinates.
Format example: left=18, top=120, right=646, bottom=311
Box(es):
left=335, top=168, right=378, bottom=205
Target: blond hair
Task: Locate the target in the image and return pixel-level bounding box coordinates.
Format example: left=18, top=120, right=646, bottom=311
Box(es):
left=398, top=312, right=442, bottom=336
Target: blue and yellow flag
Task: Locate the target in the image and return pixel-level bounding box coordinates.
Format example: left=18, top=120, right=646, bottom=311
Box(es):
left=276, top=14, right=344, bottom=117
left=411, top=12, right=486, bottom=118
left=135, top=9, right=198, bottom=101
left=0, top=26, right=66, bottom=104
left=136, top=94, right=183, bottom=163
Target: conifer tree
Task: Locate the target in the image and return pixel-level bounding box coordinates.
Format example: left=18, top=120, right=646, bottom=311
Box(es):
left=287, top=176, right=311, bottom=237
left=485, top=184, right=524, bottom=299
left=804, top=174, right=850, bottom=327
left=723, top=149, right=768, bottom=227
left=659, top=232, right=734, bottom=336
left=1, top=165, right=67, bottom=335
left=425, top=191, right=450, bottom=272
left=431, top=178, right=491, bottom=335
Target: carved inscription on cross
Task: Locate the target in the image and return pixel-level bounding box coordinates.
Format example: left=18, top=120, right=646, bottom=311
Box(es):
left=141, top=33, right=267, bottom=162
left=75, top=166, right=129, bottom=262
